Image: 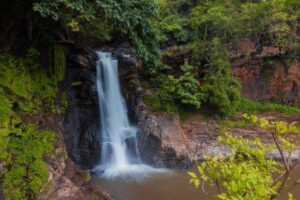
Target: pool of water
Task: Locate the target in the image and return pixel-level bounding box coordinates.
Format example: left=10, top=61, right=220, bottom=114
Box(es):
left=92, top=168, right=300, bottom=200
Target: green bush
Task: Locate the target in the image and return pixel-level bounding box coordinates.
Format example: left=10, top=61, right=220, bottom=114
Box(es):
left=163, top=62, right=202, bottom=108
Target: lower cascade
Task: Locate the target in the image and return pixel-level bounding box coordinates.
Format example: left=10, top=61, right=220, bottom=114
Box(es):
left=95, top=51, right=163, bottom=178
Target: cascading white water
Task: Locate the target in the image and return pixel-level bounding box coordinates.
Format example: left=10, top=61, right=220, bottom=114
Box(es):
left=95, top=51, right=162, bottom=178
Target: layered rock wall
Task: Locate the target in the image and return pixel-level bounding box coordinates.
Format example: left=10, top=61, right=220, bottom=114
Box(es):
left=231, top=41, right=300, bottom=105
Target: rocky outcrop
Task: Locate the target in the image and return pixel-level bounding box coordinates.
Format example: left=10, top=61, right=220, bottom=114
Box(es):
left=42, top=135, right=112, bottom=200
left=226, top=39, right=300, bottom=105
left=64, top=47, right=101, bottom=169
left=133, top=85, right=300, bottom=166
left=133, top=90, right=228, bottom=166
left=134, top=88, right=192, bottom=168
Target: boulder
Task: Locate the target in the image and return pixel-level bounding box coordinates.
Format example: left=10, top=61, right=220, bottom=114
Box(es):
left=134, top=89, right=192, bottom=168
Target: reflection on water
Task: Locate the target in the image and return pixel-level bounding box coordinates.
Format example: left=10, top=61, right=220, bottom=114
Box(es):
left=92, top=168, right=300, bottom=200
left=92, top=170, right=209, bottom=200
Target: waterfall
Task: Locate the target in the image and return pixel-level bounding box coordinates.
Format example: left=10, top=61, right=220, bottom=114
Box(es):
left=95, top=51, right=160, bottom=178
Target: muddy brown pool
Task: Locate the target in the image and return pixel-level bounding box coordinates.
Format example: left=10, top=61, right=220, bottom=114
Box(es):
left=92, top=168, right=300, bottom=200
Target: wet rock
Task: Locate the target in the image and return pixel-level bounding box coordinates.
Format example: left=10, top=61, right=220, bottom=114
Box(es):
left=182, top=116, right=220, bottom=160
left=100, top=43, right=142, bottom=71
left=64, top=47, right=101, bottom=169
left=114, top=47, right=141, bottom=69
left=67, top=47, right=98, bottom=69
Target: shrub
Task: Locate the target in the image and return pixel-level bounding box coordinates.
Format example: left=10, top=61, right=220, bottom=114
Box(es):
left=200, top=38, right=241, bottom=115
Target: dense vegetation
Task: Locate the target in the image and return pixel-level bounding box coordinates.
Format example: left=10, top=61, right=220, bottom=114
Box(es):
left=0, top=0, right=300, bottom=199
left=0, top=48, right=65, bottom=199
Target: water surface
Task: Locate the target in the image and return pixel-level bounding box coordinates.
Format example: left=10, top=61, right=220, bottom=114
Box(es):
left=93, top=168, right=300, bottom=200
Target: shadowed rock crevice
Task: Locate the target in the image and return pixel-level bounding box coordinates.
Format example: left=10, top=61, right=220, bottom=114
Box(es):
left=63, top=47, right=101, bottom=169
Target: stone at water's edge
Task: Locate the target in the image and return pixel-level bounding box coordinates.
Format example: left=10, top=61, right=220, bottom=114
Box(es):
left=42, top=142, right=112, bottom=200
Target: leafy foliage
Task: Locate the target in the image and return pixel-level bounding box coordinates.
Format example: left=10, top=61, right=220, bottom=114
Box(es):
left=0, top=50, right=61, bottom=199
left=190, top=0, right=300, bottom=48
left=162, top=62, right=202, bottom=108
left=143, top=62, right=201, bottom=113
left=190, top=133, right=278, bottom=200
left=189, top=115, right=300, bottom=200
left=155, top=0, right=193, bottom=43
left=33, top=0, right=160, bottom=68
left=199, top=39, right=241, bottom=115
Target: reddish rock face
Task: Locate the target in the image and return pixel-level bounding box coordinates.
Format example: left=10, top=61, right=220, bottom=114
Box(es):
left=232, top=57, right=300, bottom=105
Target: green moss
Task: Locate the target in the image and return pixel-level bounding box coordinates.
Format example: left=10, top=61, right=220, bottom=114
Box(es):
left=3, top=125, right=56, bottom=200
left=260, top=59, right=275, bottom=82
left=0, top=50, right=61, bottom=114
left=218, top=119, right=250, bottom=129
left=0, top=50, right=60, bottom=199
left=61, top=92, right=69, bottom=113
left=84, top=172, right=91, bottom=182
left=294, top=43, right=300, bottom=56
left=53, top=44, right=66, bottom=83
left=71, top=81, right=83, bottom=87
left=143, top=93, right=179, bottom=113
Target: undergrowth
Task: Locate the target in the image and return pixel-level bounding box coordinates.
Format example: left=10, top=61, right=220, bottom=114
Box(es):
left=0, top=47, right=65, bottom=199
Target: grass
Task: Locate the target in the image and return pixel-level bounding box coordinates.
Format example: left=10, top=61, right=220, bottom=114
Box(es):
left=143, top=93, right=198, bottom=121
left=239, top=98, right=300, bottom=115
left=218, top=119, right=250, bottom=129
